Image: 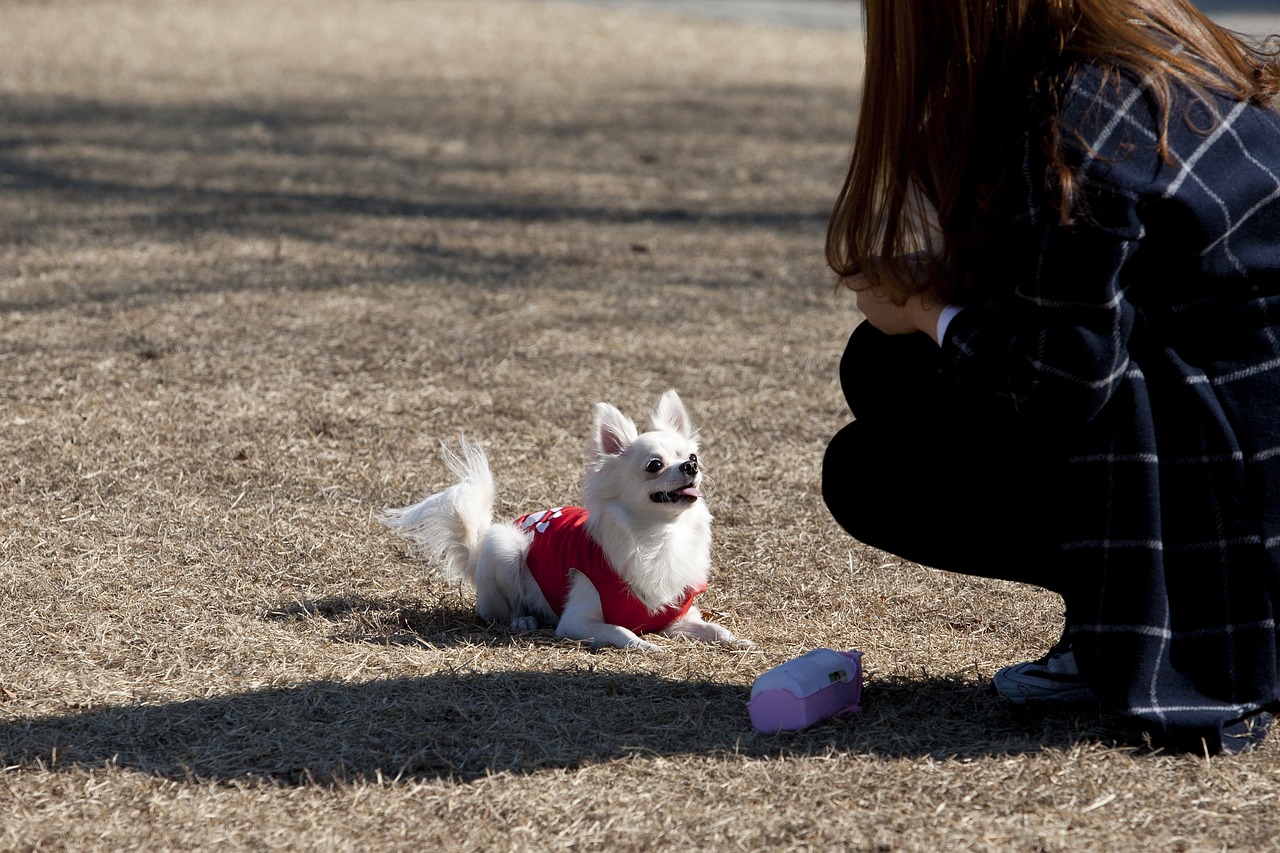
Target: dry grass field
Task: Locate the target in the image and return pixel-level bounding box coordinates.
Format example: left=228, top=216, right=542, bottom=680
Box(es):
left=1, top=1, right=1278, bottom=849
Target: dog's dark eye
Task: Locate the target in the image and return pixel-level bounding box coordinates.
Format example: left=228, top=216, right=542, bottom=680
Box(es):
left=645, top=459, right=663, bottom=474
left=689, top=454, right=698, bottom=464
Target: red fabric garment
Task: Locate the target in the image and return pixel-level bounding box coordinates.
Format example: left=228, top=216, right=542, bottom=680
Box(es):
left=514, top=506, right=705, bottom=634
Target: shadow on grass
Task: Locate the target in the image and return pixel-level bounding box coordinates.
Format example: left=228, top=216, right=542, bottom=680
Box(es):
left=0, top=668, right=1132, bottom=785
left=0, top=85, right=842, bottom=312
left=265, top=593, right=720, bottom=652
left=265, top=594, right=495, bottom=649
left=4, top=595, right=1129, bottom=782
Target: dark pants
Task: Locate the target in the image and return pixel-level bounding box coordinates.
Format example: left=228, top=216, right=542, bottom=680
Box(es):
left=824, top=324, right=1280, bottom=752
left=822, top=322, right=1066, bottom=592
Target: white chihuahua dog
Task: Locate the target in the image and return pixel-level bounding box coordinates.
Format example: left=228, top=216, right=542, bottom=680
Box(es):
left=380, top=391, right=748, bottom=651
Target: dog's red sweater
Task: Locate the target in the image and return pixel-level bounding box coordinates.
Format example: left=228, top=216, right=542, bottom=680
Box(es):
left=514, top=506, right=705, bottom=634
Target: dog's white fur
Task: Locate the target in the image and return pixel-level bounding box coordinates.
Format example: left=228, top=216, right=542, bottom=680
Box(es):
left=380, top=391, right=748, bottom=651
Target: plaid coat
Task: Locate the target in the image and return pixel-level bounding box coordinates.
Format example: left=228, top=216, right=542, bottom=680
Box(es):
left=941, top=63, right=1280, bottom=745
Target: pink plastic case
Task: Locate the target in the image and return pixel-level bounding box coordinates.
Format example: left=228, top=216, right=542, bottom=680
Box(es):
left=747, top=648, right=864, bottom=733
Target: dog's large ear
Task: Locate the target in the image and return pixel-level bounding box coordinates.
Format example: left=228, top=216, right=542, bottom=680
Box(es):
left=650, top=389, right=697, bottom=439
left=593, top=402, right=638, bottom=456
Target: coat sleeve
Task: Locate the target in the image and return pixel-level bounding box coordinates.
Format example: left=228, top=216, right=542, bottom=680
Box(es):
left=939, top=71, right=1154, bottom=426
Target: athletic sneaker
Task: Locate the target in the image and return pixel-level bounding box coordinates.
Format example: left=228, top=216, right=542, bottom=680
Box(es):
left=992, top=646, right=1098, bottom=705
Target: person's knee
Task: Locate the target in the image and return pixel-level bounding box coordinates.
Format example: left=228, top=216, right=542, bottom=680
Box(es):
left=840, top=322, right=942, bottom=418
left=821, top=424, right=880, bottom=543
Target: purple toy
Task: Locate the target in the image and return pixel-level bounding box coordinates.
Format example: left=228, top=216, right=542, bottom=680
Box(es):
left=747, top=648, right=864, bottom=732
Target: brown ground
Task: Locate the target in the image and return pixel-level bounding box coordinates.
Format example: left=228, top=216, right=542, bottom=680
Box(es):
left=1, top=1, right=1276, bottom=850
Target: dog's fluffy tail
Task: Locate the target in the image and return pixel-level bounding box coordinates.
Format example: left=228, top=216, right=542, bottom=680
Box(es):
left=379, top=439, right=495, bottom=585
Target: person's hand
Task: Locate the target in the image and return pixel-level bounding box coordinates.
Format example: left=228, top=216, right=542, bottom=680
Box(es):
left=854, top=286, right=945, bottom=343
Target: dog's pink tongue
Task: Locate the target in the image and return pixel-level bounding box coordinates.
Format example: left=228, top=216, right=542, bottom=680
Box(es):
left=678, top=486, right=703, bottom=498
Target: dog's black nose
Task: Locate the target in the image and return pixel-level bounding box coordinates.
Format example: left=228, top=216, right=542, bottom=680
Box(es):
left=680, top=456, right=699, bottom=476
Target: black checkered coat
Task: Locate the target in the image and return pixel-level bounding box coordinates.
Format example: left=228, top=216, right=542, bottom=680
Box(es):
left=941, top=62, right=1280, bottom=745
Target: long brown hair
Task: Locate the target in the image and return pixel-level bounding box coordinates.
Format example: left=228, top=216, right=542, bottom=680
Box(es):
left=826, top=0, right=1280, bottom=303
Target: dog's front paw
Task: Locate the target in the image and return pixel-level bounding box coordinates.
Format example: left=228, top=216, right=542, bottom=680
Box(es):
left=665, top=617, right=748, bottom=647
left=509, top=615, right=540, bottom=633
left=589, top=636, right=664, bottom=653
